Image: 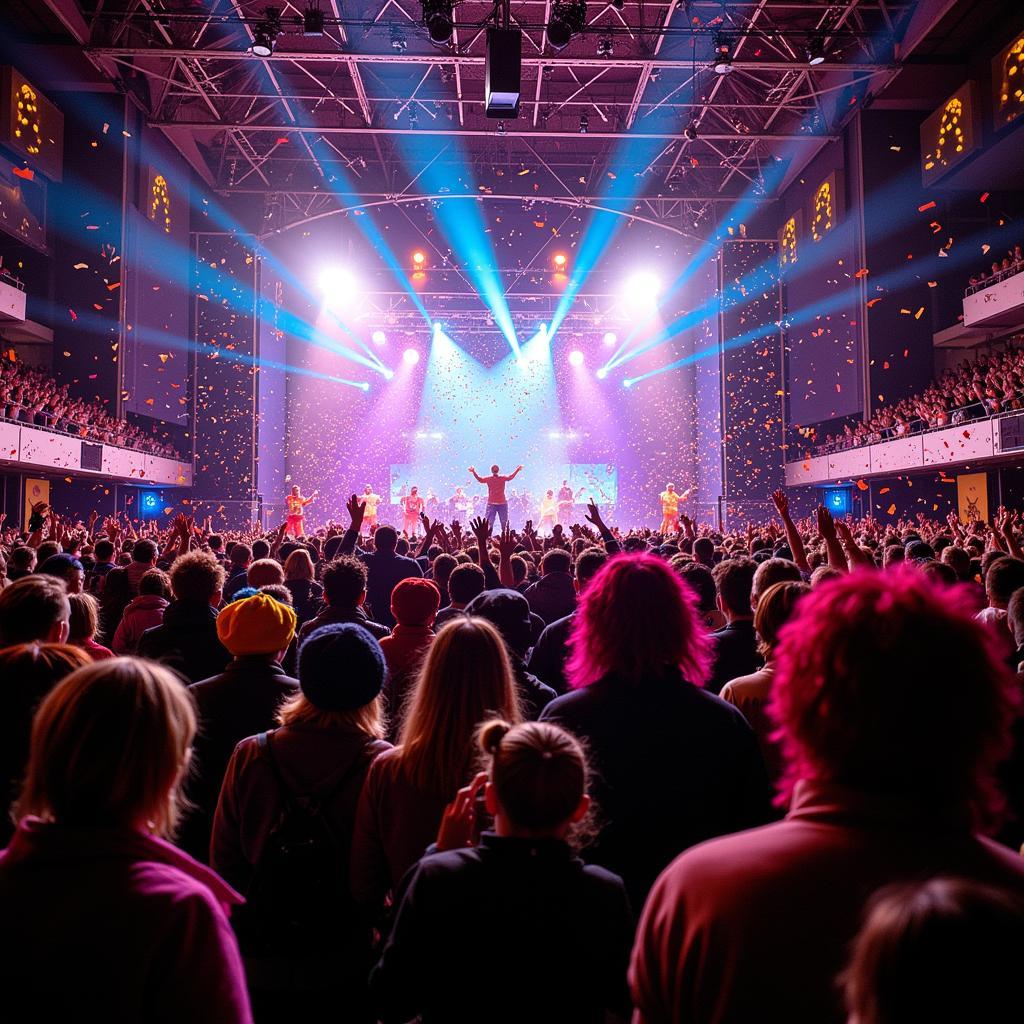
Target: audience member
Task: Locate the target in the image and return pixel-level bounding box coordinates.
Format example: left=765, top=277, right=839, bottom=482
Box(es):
left=66, top=592, right=114, bottom=660
left=282, top=548, right=323, bottom=625
left=707, top=557, right=760, bottom=694
left=182, top=593, right=299, bottom=862
left=212, top=623, right=391, bottom=1022
left=842, top=878, right=1024, bottom=1024
left=351, top=618, right=522, bottom=909
left=0, top=575, right=71, bottom=646
left=524, top=548, right=576, bottom=626
left=369, top=719, right=632, bottom=1023
left=541, top=554, right=771, bottom=906
left=296, top=556, right=389, bottom=646
left=630, top=570, right=1024, bottom=1023
left=112, top=567, right=171, bottom=654
left=138, top=550, right=230, bottom=683
left=432, top=562, right=486, bottom=630
left=0, top=659, right=251, bottom=1022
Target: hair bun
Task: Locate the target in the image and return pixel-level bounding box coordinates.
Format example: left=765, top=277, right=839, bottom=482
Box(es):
left=478, top=718, right=512, bottom=755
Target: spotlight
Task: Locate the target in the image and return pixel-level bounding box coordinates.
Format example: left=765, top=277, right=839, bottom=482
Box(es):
left=684, top=120, right=699, bottom=142
left=623, top=378, right=633, bottom=388
left=317, top=266, right=357, bottom=302
left=390, top=24, right=408, bottom=52
left=596, top=367, right=609, bottom=379
left=806, top=37, right=826, bottom=65
left=250, top=7, right=281, bottom=57
left=597, top=34, right=613, bottom=57
left=568, top=349, right=585, bottom=367
left=360, top=382, right=371, bottom=392
left=712, top=34, right=733, bottom=75
left=625, top=270, right=661, bottom=308
left=547, top=0, right=586, bottom=51
left=497, top=120, right=505, bottom=136
left=611, top=0, right=624, bottom=8
left=372, top=330, right=387, bottom=345
left=403, top=348, right=421, bottom=365
left=302, top=1, right=325, bottom=36
left=412, top=250, right=426, bottom=269
left=382, top=369, right=395, bottom=380
left=602, top=331, right=617, bottom=346
left=579, top=113, right=589, bottom=134
left=553, top=253, right=567, bottom=270
left=422, top=0, right=454, bottom=44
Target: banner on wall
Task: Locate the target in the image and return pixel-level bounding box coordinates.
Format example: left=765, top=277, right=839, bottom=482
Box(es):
left=23, top=476, right=49, bottom=531
left=957, top=472, right=988, bottom=524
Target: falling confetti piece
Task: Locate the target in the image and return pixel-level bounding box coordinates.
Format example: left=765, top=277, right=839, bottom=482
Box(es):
left=918, top=201, right=936, bottom=212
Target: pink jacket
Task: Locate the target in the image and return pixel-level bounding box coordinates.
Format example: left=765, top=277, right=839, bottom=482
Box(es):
left=112, top=594, right=169, bottom=654
left=0, top=817, right=252, bottom=1023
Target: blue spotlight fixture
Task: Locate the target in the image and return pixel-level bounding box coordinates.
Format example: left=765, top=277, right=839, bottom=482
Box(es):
left=139, top=490, right=160, bottom=518
left=820, top=485, right=852, bottom=516
left=623, top=378, right=633, bottom=388
left=596, top=367, right=608, bottom=380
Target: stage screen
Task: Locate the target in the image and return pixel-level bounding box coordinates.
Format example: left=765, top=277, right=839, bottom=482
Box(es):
left=568, top=464, right=618, bottom=504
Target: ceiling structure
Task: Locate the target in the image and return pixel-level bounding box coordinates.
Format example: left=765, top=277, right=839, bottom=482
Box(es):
left=21, top=0, right=946, bottom=239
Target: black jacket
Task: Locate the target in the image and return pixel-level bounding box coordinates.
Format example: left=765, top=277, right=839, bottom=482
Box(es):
left=512, top=657, right=557, bottom=720
left=137, top=599, right=231, bottom=685
left=180, top=658, right=299, bottom=861
left=540, top=667, right=772, bottom=907
left=707, top=619, right=762, bottom=695
left=358, top=552, right=423, bottom=628
left=296, top=605, right=391, bottom=648
left=523, top=572, right=576, bottom=626
left=527, top=611, right=576, bottom=695
left=369, top=833, right=633, bottom=1024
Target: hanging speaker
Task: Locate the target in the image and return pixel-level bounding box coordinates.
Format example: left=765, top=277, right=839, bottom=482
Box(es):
left=485, top=28, right=521, bottom=119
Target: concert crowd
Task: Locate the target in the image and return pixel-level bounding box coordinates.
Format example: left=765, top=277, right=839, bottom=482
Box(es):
left=0, top=353, right=183, bottom=459
left=1, top=488, right=1023, bottom=1022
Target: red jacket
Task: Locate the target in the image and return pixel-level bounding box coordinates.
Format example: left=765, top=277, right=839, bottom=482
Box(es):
left=0, top=817, right=251, bottom=1023
left=630, top=780, right=1024, bottom=1024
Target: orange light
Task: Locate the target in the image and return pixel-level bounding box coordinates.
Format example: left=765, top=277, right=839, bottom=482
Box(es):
left=553, top=252, right=567, bottom=268
left=412, top=250, right=426, bottom=267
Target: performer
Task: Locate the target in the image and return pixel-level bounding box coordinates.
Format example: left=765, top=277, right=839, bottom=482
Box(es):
left=357, top=485, right=381, bottom=537
left=468, top=463, right=523, bottom=531
left=556, top=480, right=575, bottom=527
left=658, top=482, right=693, bottom=534
left=451, top=485, right=471, bottom=520
left=400, top=486, right=425, bottom=538
left=538, top=489, right=559, bottom=535
left=284, top=484, right=317, bottom=539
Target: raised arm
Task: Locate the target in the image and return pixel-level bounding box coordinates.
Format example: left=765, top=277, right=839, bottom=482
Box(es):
left=816, top=505, right=848, bottom=572
left=339, top=494, right=365, bottom=555
left=468, top=466, right=485, bottom=484
left=302, top=490, right=318, bottom=507
left=505, top=465, right=524, bottom=481
left=771, top=489, right=810, bottom=574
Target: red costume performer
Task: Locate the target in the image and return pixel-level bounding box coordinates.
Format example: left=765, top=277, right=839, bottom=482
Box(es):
left=284, top=485, right=317, bottom=538
left=401, top=487, right=425, bottom=537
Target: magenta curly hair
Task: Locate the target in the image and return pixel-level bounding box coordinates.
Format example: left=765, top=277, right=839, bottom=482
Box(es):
left=566, top=553, right=712, bottom=690
left=769, top=568, right=1019, bottom=830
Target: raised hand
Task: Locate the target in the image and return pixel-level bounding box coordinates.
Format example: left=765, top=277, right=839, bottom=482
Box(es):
left=771, top=488, right=790, bottom=518
left=470, top=516, right=490, bottom=545
left=435, top=772, right=488, bottom=852
left=584, top=502, right=606, bottom=531
left=420, top=511, right=435, bottom=536
left=816, top=504, right=837, bottom=541
left=496, top=526, right=517, bottom=559
left=346, top=493, right=366, bottom=529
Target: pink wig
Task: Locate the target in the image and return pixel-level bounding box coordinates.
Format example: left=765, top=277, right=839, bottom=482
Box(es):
left=566, top=553, right=712, bottom=690
left=769, top=567, right=1019, bottom=830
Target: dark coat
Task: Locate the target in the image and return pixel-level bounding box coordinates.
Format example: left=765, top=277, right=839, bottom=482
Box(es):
left=523, top=572, right=577, bottom=626
left=527, top=611, right=575, bottom=695
left=540, top=667, right=772, bottom=907
left=369, top=833, right=633, bottom=1024
left=137, top=599, right=231, bottom=685
left=706, top=619, right=762, bottom=695
left=179, top=659, right=299, bottom=862
left=358, top=553, right=423, bottom=628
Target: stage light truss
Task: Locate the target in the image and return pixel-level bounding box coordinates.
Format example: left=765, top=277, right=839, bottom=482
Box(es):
left=65, top=0, right=912, bottom=204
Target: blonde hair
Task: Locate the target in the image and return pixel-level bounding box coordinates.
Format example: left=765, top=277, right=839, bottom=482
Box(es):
left=397, top=617, right=521, bottom=797
left=284, top=548, right=315, bottom=582
left=67, top=591, right=100, bottom=644
left=276, top=690, right=385, bottom=739
left=16, top=658, right=197, bottom=838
